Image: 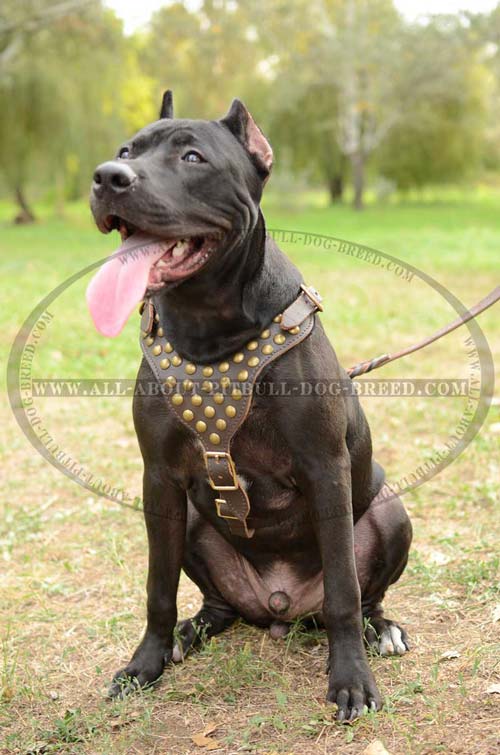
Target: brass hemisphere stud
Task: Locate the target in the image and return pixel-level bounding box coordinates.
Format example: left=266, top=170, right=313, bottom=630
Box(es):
left=196, top=420, right=207, bottom=433
left=160, top=358, right=170, bottom=369
left=225, top=405, right=237, bottom=418
left=233, top=352, right=244, bottom=363
left=172, top=393, right=183, bottom=406
left=209, top=433, right=221, bottom=445
left=154, top=313, right=160, bottom=323
left=164, top=342, right=174, bottom=353
left=183, top=409, right=194, bottom=422
left=203, top=366, right=214, bottom=377
left=260, top=329, right=270, bottom=339
left=202, top=380, right=213, bottom=393
left=262, top=344, right=273, bottom=355
left=289, top=325, right=300, bottom=335
left=274, top=334, right=286, bottom=345
left=165, top=376, right=176, bottom=388
left=219, top=361, right=230, bottom=373
left=157, top=327, right=164, bottom=337
left=204, top=406, right=216, bottom=419
left=232, top=388, right=243, bottom=400
left=220, top=376, right=231, bottom=389
left=214, top=393, right=224, bottom=405
left=246, top=340, right=258, bottom=351
left=273, top=314, right=282, bottom=323
left=185, top=363, right=196, bottom=375
left=172, top=355, right=182, bottom=366
left=183, top=379, right=194, bottom=391
left=191, top=394, right=203, bottom=407
left=152, top=344, right=162, bottom=356
left=248, top=356, right=259, bottom=367
left=215, top=418, right=227, bottom=430
left=146, top=337, right=154, bottom=347
left=237, top=369, right=249, bottom=381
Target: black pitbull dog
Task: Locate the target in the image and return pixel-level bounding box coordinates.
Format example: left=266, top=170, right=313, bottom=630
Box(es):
left=88, top=92, right=412, bottom=721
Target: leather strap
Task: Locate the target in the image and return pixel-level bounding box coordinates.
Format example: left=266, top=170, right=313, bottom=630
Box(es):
left=281, top=284, right=323, bottom=330
left=140, top=299, right=155, bottom=336
left=348, top=285, right=500, bottom=377
left=140, top=285, right=322, bottom=538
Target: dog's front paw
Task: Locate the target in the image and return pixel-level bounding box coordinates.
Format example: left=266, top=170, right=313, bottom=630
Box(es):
left=107, top=635, right=172, bottom=699
left=327, top=660, right=381, bottom=721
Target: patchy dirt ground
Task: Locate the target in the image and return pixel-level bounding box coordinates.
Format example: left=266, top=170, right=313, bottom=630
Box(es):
left=1, top=443, right=499, bottom=754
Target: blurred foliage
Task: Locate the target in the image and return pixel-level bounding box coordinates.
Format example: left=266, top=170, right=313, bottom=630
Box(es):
left=0, top=0, right=499, bottom=218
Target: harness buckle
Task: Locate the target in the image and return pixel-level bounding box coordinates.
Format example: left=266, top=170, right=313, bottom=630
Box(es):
left=215, top=498, right=240, bottom=520
left=204, top=451, right=239, bottom=491
left=300, top=283, right=324, bottom=312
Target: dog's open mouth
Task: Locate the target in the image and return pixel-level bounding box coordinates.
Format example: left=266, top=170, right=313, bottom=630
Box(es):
left=147, top=236, right=215, bottom=289
left=87, top=216, right=219, bottom=338
left=103, top=214, right=218, bottom=289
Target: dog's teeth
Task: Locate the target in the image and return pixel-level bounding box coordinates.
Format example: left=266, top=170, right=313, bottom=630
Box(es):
left=172, top=241, right=189, bottom=259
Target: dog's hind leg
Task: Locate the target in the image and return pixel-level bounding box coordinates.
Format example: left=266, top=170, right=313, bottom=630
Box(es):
left=172, top=515, right=238, bottom=662
left=172, top=591, right=237, bottom=662
left=354, top=485, right=412, bottom=657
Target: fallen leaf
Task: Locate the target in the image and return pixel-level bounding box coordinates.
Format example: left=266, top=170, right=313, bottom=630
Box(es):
left=191, top=723, right=221, bottom=750
left=440, top=649, right=460, bottom=661
left=486, top=683, right=500, bottom=695
left=363, top=741, right=391, bottom=755
left=200, top=722, right=218, bottom=736
left=191, top=733, right=220, bottom=750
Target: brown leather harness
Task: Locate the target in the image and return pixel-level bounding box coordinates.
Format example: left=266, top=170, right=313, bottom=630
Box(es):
left=140, top=284, right=323, bottom=538
left=140, top=283, right=500, bottom=538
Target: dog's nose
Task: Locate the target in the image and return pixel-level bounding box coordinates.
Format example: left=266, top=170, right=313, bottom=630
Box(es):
left=92, top=161, right=137, bottom=193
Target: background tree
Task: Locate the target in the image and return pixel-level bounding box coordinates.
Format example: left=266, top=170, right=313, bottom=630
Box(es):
left=0, top=1, right=147, bottom=221
left=0, top=0, right=497, bottom=218
left=376, top=15, right=488, bottom=190
left=269, top=83, right=346, bottom=203
left=141, top=0, right=270, bottom=120
left=247, top=0, right=405, bottom=209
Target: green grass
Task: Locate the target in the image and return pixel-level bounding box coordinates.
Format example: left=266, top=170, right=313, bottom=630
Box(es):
left=1, top=188, right=499, bottom=754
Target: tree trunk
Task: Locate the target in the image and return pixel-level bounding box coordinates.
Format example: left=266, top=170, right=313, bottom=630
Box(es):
left=350, top=151, right=364, bottom=210
left=14, top=185, right=36, bottom=224
left=327, top=174, right=344, bottom=203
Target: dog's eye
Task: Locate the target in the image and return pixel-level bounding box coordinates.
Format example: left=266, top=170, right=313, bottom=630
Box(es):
left=118, top=147, right=130, bottom=159
left=182, top=150, right=204, bottom=163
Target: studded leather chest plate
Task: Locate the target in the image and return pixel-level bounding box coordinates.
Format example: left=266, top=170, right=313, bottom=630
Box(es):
left=139, top=284, right=323, bottom=538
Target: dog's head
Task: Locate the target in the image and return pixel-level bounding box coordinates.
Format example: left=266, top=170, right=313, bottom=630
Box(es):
left=87, top=91, right=273, bottom=336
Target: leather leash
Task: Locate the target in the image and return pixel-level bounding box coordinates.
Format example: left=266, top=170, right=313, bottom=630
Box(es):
left=347, top=286, right=500, bottom=378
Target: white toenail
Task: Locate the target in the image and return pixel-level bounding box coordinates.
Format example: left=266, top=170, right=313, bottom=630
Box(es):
left=379, top=629, right=395, bottom=656
left=390, top=625, right=406, bottom=655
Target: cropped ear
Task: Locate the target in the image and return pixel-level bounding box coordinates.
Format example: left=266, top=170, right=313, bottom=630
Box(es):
left=159, top=90, right=174, bottom=119
left=221, top=99, right=273, bottom=179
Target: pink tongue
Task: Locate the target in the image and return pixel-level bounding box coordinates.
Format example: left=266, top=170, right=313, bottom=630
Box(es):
left=86, top=232, right=172, bottom=337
